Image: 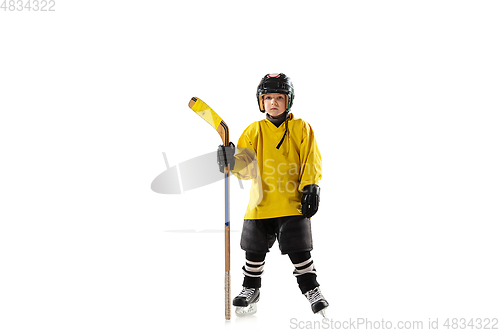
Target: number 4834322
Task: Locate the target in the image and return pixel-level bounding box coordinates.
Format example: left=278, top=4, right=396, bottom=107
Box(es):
left=1, top=0, right=56, bottom=11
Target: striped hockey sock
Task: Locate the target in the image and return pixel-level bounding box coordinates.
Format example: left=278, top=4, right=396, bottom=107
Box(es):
left=292, top=257, right=317, bottom=278
left=289, top=252, right=320, bottom=294
left=242, top=252, right=266, bottom=289
left=243, top=259, right=265, bottom=279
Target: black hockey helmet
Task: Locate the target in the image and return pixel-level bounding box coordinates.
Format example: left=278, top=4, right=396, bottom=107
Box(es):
left=256, top=73, right=294, bottom=112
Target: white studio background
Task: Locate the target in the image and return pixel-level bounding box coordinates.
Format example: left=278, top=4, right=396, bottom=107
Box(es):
left=1, top=1, right=499, bottom=332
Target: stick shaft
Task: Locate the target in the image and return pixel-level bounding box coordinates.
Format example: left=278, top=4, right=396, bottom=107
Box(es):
left=222, top=115, right=231, bottom=320
left=224, top=171, right=230, bottom=270
left=224, top=168, right=231, bottom=320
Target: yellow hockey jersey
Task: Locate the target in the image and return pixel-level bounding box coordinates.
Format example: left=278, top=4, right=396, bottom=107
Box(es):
left=232, top=113, right=322, bottom=219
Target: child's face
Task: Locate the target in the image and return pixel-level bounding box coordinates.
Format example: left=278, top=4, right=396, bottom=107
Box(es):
left=263, top=93, right=287, bottom=118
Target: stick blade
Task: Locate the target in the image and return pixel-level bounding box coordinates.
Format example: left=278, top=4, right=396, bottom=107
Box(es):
left=188, top=97, right=223, bottom=130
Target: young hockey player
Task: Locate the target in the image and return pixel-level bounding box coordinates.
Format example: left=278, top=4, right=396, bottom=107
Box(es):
left=217, top=73, right=328, bottom=317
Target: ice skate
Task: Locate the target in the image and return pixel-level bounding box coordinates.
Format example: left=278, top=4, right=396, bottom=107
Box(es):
left=304, top=287, right=329, bottom=318
left=233, top=287, right=260, bottom=317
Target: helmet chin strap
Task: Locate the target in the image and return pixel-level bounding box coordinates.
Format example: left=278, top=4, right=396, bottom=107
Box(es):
left=275, top=112, right=290, bottom=150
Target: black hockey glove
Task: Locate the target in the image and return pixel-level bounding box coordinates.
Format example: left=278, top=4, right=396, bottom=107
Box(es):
left=301, top=184, right=320, bottom=218
left=217, top=142, right=236, bottom=173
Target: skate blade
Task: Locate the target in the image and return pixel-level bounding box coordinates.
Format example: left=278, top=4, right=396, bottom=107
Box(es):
left=235, top=303, right=257, bottom=317
left=317, top=309, right=327, bottom=318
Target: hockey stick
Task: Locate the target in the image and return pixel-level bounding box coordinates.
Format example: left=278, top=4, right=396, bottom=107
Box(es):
left=188, top=97, right=231, bottom=320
